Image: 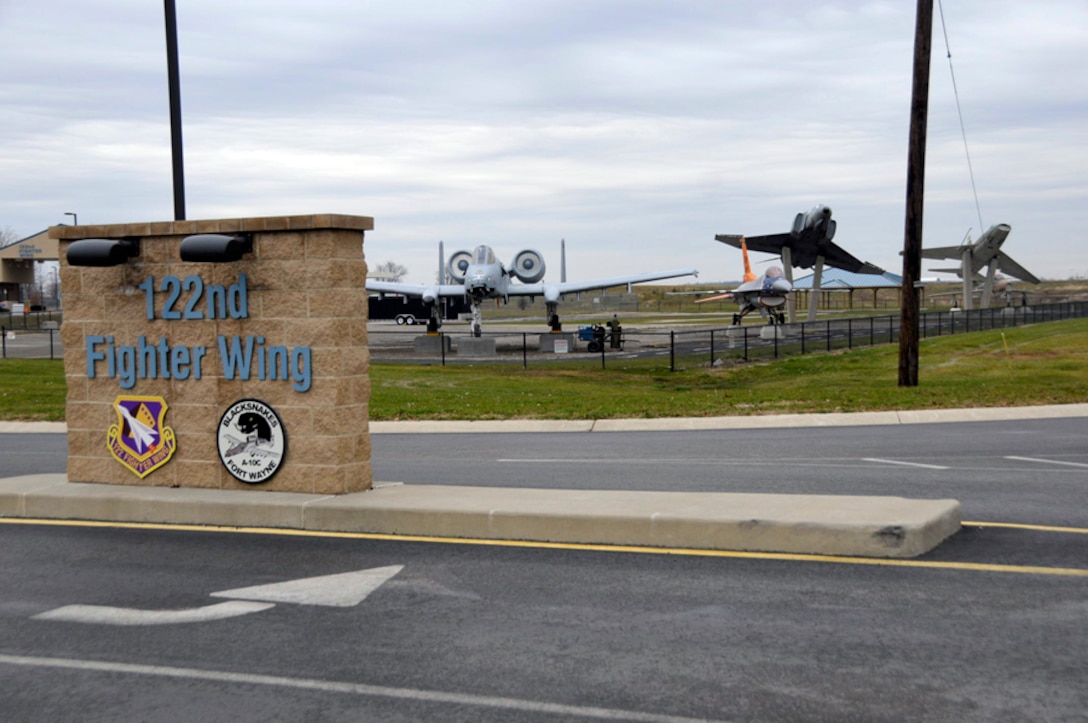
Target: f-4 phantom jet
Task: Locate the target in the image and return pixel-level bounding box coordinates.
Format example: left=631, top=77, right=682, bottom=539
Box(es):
left=714, top=205, right=884, bottom=275
left=713, top=206, right=883, bottom=322
left=695, top=238, right=792, bottom=324
left=366, top=245, right=698, bottom=336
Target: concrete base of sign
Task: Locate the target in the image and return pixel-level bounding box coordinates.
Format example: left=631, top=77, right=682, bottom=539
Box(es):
left=458, top=337, right=496, bottom=356
left=539, top=332, right=575, bottom=353
left=760, top=325, right=787, bottom=340
left=414, top=334, right=451, bottom=353
left=0, top=474, right=962, bottom=559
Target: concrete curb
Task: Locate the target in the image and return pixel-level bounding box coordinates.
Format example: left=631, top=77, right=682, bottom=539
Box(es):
left=9, top=403, right=1084, bottom=435
left=0, top=475, right=962, bottom=559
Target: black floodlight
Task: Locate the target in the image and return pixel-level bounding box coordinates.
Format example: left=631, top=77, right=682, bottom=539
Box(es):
left=66, top=237, right=141, bottom=267
left=180, top=233, right=253, bottom=263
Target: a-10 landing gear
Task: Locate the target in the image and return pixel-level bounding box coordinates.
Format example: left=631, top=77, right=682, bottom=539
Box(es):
left=427, top=304, right=442, bottom=334
left=546, top=301, right=562, bottom=332
left=470, top=303, right=484, bottom=337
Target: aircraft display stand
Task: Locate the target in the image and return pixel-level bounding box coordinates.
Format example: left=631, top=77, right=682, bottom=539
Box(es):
left=538, top=332, right=575, bottom=353
left=760, top=325, right=788, bottom=340
left=414, top=334, right=451, bottom=354
left=458, top=337, right=496, bottom=356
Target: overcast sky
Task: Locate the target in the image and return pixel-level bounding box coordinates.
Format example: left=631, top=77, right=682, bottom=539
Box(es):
left=2, top=0, right=1085, bottom=283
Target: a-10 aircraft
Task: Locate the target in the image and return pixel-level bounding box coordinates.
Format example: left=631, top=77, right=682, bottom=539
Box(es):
left=366, top=245, right=698, bottom=336
left=695, top=238, right=792, bottom=324
left=921, top=224, right=1039, bottom=310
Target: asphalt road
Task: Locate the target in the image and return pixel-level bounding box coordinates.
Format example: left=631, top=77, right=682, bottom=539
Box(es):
left=2, top=419, right=1086, bottom=721
left=367, top=417, right=1088, bottom=527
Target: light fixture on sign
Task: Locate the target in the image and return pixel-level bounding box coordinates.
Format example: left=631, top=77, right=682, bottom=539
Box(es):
left=66, top=238, right=141, bottom=267
left=180, top=233, right=253, bottom=263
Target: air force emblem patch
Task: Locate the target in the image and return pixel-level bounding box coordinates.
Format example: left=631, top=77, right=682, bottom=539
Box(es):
left=106, top=395, right=177, bottom=478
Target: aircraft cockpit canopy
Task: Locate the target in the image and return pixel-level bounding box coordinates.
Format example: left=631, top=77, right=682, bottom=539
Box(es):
left=473, top=246, right=495, bottom=265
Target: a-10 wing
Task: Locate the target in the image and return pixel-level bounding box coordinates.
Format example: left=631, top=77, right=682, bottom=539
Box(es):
left=365, top=281, right=467, bottom=302
left=366, top=269, right=698, bottom=301
left=518, top=268, right=699, bottom=299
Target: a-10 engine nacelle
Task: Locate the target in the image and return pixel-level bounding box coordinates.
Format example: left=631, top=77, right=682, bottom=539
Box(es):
left=445, top=248, right=546, bottom=284
left=446, top=250, right=473, bottom=283
left=511, top=249, right=546, bottom=283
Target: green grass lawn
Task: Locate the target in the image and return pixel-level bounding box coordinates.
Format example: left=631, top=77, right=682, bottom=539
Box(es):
left=369, top=319, right=1088, bottom=419
left=3, top=319, right=1087, bottom=422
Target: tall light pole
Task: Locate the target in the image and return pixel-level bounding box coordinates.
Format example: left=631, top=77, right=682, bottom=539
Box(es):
left=898, top=0, right=934, bottom=387
left=164, top=0, right=186, bottom=221
left=64, top=212, right=78, bottom=225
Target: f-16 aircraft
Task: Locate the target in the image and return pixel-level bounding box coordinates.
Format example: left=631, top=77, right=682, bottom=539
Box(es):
left=922, top=224, right=1039, bottom=310
left=695, top=238, right=792, bottom=324
left=366, top=245, right=698, bottom=336
left=714, top=205, right=884, bottom=275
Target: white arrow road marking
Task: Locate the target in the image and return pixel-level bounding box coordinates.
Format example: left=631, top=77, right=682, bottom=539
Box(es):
left=210, top=565, right=404, bottom=607
left=32, top=601, right=273, bottom=626
left=31, top=566, right=405, bottom=626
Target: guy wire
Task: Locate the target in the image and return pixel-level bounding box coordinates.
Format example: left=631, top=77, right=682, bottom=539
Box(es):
left=938, top=0, right=985, bottom=233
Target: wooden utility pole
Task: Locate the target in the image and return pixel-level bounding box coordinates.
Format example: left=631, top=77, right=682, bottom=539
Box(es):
left=164, top=0, right=186, bottom=221
left=899, top=0, right=934, bottom=387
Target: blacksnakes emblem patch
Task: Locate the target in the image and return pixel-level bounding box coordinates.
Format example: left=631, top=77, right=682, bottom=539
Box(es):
left=217, top=399, right=286, bottom=484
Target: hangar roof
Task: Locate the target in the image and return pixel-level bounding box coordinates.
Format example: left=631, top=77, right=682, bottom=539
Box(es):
left=792, top=267, right=902, bottom=290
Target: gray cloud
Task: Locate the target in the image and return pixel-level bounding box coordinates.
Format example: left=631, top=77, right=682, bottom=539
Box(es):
left=1, top=0, right=1085, bottom=281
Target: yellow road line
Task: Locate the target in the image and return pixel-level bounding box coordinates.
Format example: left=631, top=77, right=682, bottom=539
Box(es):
left=3, top=517, right=1087, bottom=578
left=963, top=521, right=1088, bottom=534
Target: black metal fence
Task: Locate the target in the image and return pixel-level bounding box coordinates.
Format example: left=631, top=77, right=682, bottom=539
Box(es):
left=1, top=327, right=63, bottom=360
left=0, top=310, right=62, bottom=330
left=369, top=301, right=1088, bottom=370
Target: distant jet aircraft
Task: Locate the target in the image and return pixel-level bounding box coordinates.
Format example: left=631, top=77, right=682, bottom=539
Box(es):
left=714, top=206, right=884, bottom=275
left=695, top=238, right=792, bottom=325
left=714, top=205, right=883, bottom=321
left=366, top=245, right=698, bottom=336
left=921, top=224, right=1039, bottom=310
